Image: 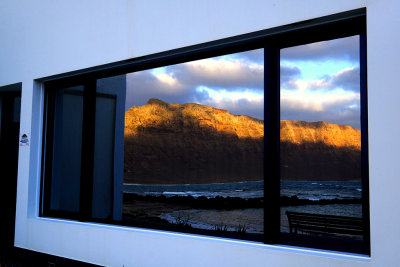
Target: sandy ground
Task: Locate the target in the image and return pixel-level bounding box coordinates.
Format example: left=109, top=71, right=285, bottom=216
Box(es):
left=123, top=200, right=362, bottom=240
left=123, top=200, right=191, bottom=220
left=123, top=200, right=264, bottom=233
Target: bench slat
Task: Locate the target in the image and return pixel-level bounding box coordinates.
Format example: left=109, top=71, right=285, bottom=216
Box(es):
left=286, top=211, right=364, bottom=235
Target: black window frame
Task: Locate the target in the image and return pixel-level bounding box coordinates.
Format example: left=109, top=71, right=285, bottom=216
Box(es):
left=39, top=8, right=369, bottom=254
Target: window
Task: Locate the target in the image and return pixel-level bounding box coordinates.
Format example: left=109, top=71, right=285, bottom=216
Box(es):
left=278, top=35, right=369, bottom=253
left=122, top=49, right=264, bottom=241
left=40, top=9, right=369, bottom=254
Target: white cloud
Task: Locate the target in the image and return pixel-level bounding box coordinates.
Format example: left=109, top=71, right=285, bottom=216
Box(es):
left=155, top=73, right=180, bottom=88
left=281, top=88, right=360, bottom=128
left=282, top=89, right=359, bottom=111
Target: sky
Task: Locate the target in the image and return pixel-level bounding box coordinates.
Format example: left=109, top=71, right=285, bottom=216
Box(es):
left=281, top=35, right=360, bottom=129
left=126, top=35, right=360, bottom=129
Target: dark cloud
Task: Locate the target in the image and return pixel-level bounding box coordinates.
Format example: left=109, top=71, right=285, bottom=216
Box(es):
left=281, top=65, right=301, bottom=83
left=126, top=71, right=201, bottom=109
left=280, top=65, right=301, bottom=90
left=125, top=54, right=264, bottom=119
left=281, top=35, right=359, bottom=62
left=306, top=66, right=360, bottom=92
left=330, top=66, right=360, bottom=92
left=169, top=57, right=263, bottom=91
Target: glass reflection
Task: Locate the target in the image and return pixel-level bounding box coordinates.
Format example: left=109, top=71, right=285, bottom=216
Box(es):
left=280, top=36, right=363, bottom=241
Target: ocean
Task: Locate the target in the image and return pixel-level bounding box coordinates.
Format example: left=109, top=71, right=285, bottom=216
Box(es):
left=124, top=180, right=264, bottom=199
left=123, top=180, right=362, bottom=234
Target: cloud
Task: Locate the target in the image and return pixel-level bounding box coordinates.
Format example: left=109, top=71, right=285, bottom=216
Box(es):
left=281, top=35, right=359, bottom=62
left=279, top=62, right=361, bottom=128
left=126, top=51, right=265, bottom=119
left=281, top=89, right=360, bottom=129
left=304, top=66, right=360, bottom=92
left=196, top=87, right=264, bottom=119
left=281, top=104, right=361, bottom=130
left=281, top=65, right=360, bottom=93
left=125, top=70, right=196, bottom=110
left=170, top=57, right=263, bottom=91
left=330, top=66, right=360, bottom=92
left=280, top=65, right=302, bottom=90
left=201, top=97, right=264, bottom=120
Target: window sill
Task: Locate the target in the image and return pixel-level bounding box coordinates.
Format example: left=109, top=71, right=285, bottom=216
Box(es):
left=33, top=216, right=371, bottom=263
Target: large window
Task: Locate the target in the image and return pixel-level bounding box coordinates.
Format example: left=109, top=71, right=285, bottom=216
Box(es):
left=40, top=9, right=369, bottom=254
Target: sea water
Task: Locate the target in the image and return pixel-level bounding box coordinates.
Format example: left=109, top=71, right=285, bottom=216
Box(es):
left=124, top=180, right=264, bottom=199
left=280, top=180, right=362, bottom=201
left=124, top=181, right=362, bottom=233
left=124, top=180, right=361, bottom=201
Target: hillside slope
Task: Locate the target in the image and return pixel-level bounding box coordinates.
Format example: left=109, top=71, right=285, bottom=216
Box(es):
left=124, top=99, right=360, bottom=184
left=280, top=120, right=361, bottom=181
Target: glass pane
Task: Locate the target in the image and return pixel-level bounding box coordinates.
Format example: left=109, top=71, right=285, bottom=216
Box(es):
left=123, top=49, right=264, bottom=240
left=50, top=86, right=84, bottom=212
left=12, top=96, right=20, bottom=123
left=280, top=36, right=363, bottom=241
left=92, top=75, right=126, bottom=220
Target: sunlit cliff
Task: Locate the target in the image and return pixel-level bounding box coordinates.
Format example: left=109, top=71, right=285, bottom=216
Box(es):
left=280, top=120, right=361, bottom=181
left=124, top=99, right=360, bottom=184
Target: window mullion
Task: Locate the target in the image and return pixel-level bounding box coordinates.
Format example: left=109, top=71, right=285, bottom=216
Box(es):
left=360, top=30, right=370, bottom=254
left=79, top=80, right=97, bottom=220
left=264, top=45, right=280, bottom=244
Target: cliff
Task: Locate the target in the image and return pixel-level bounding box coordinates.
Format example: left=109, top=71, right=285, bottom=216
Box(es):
left=124, top=99, right=360, bottom=184
left=280, top=120, right=361, bottom=181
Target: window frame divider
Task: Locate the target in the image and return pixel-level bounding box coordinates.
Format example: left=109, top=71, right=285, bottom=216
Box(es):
left=360, top=29, right=370, bottom=255
left=264, top=44, right=281, bottom=244
left=79, top=80, right=97, bottom=220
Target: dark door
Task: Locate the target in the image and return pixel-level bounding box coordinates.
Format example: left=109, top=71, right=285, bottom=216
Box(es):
left=0, top=91, right=21, bottom=251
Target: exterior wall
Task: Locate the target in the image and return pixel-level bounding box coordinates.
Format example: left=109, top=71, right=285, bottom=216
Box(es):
left=1, top=0, right=399, bottom=266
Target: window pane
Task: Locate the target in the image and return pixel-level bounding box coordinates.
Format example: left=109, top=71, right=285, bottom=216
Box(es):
left=123, top=49, right=264, bottom=239
left=92, top=75, right=126, bottom=220
left=50, top=86, right=84, bottom=212
left=280, top=36, right=364, bottom=242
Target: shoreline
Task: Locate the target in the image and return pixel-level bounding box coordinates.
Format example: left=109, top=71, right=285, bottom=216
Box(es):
left=124, top=193, right=362, bottom=209
left=122, top=194, right=361, bottom=238
left=124, top=180, right=361, bottom=186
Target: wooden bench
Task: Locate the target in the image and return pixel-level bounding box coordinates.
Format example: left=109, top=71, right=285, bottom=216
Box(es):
left=286, top=211, right=364, bottom=236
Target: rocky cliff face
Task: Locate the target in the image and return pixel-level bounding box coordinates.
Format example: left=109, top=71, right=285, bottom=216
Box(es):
left=124, top=99, right=360, bottom=184
left=280, top=120, right=361, bottom=181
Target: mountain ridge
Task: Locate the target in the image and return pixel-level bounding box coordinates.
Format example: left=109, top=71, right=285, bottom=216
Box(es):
left=124, top=99, right=360, bottom=184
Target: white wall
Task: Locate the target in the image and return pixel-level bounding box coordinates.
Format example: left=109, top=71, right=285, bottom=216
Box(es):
left=1, top=0, right=400, bottom=266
